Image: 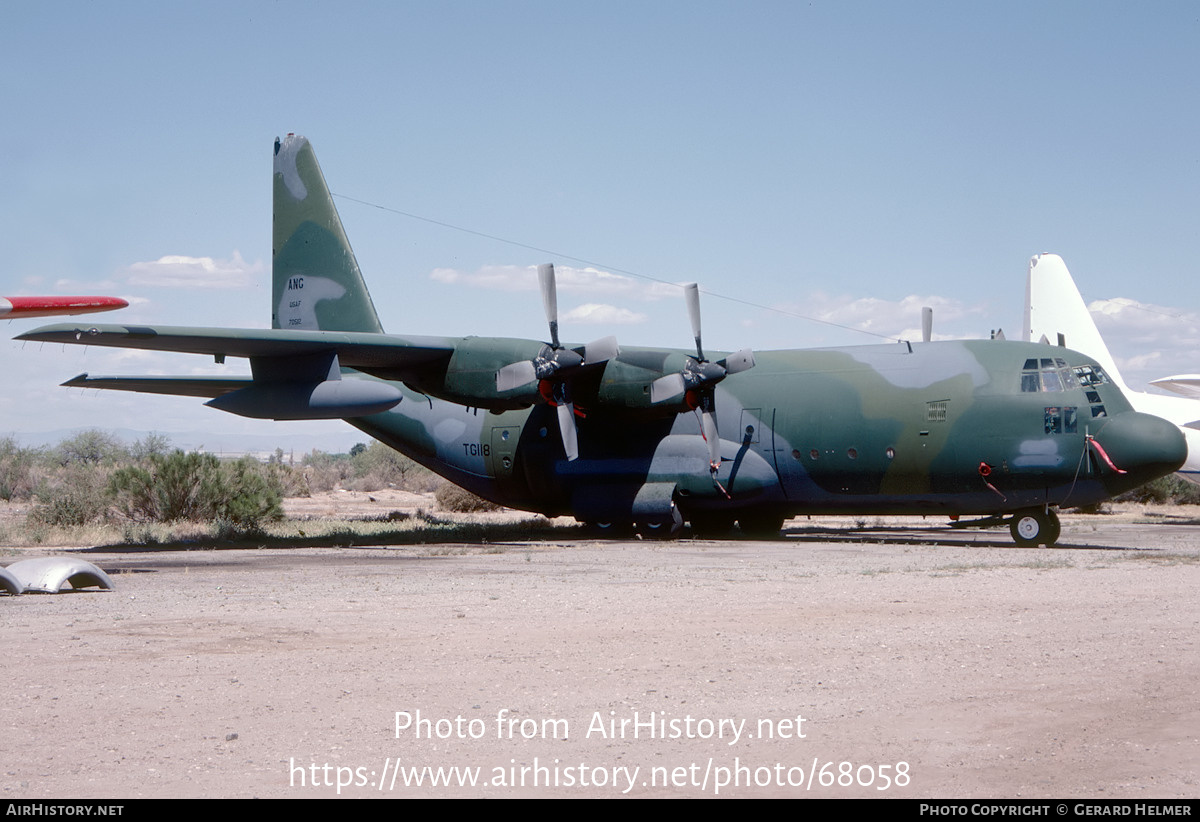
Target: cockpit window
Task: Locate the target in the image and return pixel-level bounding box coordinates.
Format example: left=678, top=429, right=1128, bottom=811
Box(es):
left=1072, top=365, right=1110, bottom=387
left=1021, top=361, right=1077, bottom=392
left=1021, top=360, right=1110, bottom=393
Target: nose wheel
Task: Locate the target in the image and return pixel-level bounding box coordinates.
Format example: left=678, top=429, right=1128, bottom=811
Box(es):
left=1009, top=508, right=1061, bottom=547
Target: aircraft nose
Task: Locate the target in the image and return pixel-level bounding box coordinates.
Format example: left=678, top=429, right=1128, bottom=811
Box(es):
left=1092, top=411, right=1187, bottom=490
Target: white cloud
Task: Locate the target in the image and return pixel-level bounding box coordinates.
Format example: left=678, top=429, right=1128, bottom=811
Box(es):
left=50, top=279, right=121, bottom=295
left=430, top=264, right=530, bottom=291
left=1088, top=297, right=1200, bottom=388
left=430, top=264, right=684, bottom=301
left=782, top=292, right=988, bottom=341
left=121, top=251, right=264, bottom=289
left=561, top=303, right=648, bottom=325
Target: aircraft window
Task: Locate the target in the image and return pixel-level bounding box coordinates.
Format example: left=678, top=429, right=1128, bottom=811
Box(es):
left=1021, top=372, right=1040, bottom=392
left=1045, top=406, right=1079, bottom=434
left=1060, top=368, right=1078, bottom=389
left=791, top=449, right=802, bottom=461
left=1091, top=405, right=1107, bottom=418
left=1073, top=365, right=1110, bottom=386
left=1040, top=358, right=1055, bottom=369
left=886, top=447, right=895, bottom=460
left=847, top=448, right=858, bottom=460
left=1023, top=359, right=1039, bottom=370
left=810, top=449, right=819, bottom=460
left=1045, top=406, right=1062, bottom=434
left=1041, top=370, right=1063, bottom=392
left=1054, top=358, right=1067, bottom=368
left=1086, top=390, right=1101, bottom=404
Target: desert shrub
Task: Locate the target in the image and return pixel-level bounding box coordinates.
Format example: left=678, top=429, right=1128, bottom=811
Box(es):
left=29, top=465, right=110, bottom=526
left=219, top=456, right=285, bottom=526
left=1116, top=475, right=1200, bottom=505
left=108, top=450, right=283, bottom=527
left=0, top=437, right=40, bottom=501
left=435, top=482, right=502, bottom=513
left=301, top=449, right=355, bottom=493
left=53, top=429, right=128, bottom=466
left=349, top=441, right=436, bottom=491
left=128, top=432, right=173, bottom=461
left=301, top=443, right=436, bottom=493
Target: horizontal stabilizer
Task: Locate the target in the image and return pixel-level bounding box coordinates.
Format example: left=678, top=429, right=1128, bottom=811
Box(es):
left=63, top=373, right=253, bottom=398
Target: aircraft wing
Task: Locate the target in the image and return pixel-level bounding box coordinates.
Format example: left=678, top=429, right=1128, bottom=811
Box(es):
left=1150, top=375, right=1200, bottom=400
left=16, top=323, right=456, bottom=382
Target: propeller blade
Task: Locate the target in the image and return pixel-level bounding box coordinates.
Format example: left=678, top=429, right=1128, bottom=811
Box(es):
left=922, top=306, right=933, bottom=343
left=584, top=335, right=619, bottom=364
left=701, top=409, right=720, bottom=470
left=496, top=360, right=537, bottom=392
left=650, top=373, right=685, bottom=404
left=684, top=283, right=704, bottom=360
left=721, top=348, right=756, bottom=375
left=557, top=401, right=579, bottom=461
left=538, top=263, right=560, bottom=348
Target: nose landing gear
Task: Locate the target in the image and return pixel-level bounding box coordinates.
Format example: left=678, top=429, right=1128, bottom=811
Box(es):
left=1008, top=508, right=1061, bottom=548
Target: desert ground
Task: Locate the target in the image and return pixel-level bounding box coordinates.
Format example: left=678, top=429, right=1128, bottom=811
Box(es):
left=1, top=493, right=1197, bottom=798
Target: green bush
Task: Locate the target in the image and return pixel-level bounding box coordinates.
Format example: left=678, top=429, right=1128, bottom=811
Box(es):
left=108, top=450, right=283, bottom=527
left=0, top=437, right=39, bottom=501
left=53, top=429, right=127, bottom=466
left=1116, top=475, right=1200, bottom=505
left=29, top=465, right=109, bottom=526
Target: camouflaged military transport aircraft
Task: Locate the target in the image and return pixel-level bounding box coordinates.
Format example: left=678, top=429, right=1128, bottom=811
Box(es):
left=16, top=135, right=1187, bottom=546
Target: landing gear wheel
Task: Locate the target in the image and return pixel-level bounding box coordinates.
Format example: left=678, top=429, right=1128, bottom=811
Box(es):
left=1009, top=508, right=1061, bottom=547
left=636, top=519, right=678, bottom=540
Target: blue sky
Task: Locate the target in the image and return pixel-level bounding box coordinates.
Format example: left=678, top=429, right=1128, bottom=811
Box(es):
left=2, top=1, right=1197, bottom=448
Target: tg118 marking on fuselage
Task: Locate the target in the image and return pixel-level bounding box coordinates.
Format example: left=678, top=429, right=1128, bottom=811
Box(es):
left=18, top=135, right=1186, bottom=547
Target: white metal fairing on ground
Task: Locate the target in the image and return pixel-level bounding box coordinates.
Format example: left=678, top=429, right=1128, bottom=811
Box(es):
left=4, top=558, right=114, bottom=594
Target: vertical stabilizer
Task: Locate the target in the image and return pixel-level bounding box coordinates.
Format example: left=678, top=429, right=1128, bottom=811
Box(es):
left=1024, top=253, right=1128, bottom=391
left=272, top=134, right=383, bottom=333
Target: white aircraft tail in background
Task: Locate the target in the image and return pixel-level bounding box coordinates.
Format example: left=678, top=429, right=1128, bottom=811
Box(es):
left=1024, top=253, right=1200, bottom=484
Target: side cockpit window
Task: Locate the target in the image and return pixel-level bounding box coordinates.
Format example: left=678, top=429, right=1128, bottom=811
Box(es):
left=1072, top=364, right=1110, bottom=387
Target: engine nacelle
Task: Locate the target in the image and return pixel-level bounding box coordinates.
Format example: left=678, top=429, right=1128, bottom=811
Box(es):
left=205, top=378, right=402, bottom=420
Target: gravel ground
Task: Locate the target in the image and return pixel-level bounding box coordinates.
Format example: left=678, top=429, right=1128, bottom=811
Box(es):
left=1, top=497, right=1197, bottom=798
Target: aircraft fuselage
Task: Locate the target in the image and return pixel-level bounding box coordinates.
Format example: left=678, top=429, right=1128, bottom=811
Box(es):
left=347, top=337, right=1184, bottom=531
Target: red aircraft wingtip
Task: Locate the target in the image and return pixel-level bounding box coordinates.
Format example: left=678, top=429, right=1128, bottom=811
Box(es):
left=0, top=296, right=128, bottom=318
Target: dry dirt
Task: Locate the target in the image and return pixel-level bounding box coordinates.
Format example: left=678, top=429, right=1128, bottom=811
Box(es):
left=1, top=493, right=1197, bottom=798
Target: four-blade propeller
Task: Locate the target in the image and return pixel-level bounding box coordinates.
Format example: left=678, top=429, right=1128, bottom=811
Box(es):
left=649, top=283, right=755, bottom=473
left=494, top=263, right=618, bottom=461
